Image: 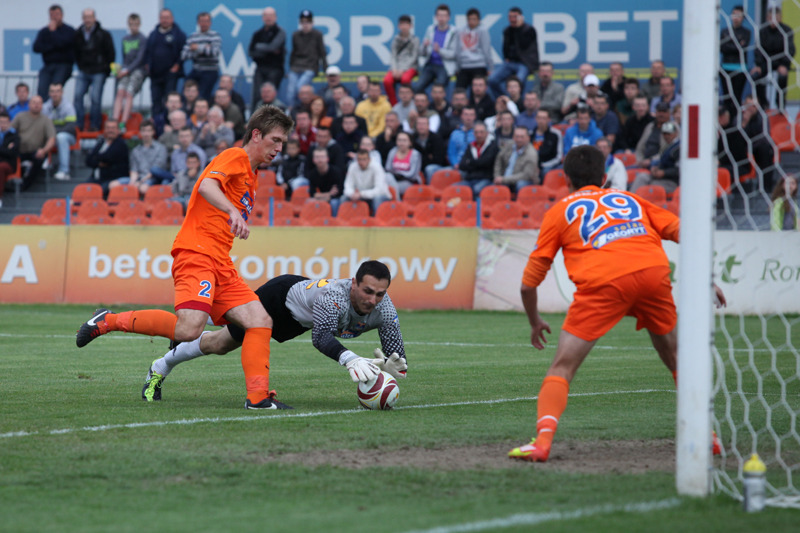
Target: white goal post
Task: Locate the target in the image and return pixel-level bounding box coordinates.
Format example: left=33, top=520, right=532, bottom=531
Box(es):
left=676, top=0, right=720, bottom=497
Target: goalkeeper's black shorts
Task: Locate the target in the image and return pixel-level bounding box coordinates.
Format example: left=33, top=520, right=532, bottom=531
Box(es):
left=226, top=274, right=310, bottom=343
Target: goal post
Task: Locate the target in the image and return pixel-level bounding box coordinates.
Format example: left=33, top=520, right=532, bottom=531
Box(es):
left=675, top=0, right=721, bottom=497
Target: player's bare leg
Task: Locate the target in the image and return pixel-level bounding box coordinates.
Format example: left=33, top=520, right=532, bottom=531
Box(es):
left=510, top=331, right=597, bottom=462
left=648, top=328, right=677, bottom=379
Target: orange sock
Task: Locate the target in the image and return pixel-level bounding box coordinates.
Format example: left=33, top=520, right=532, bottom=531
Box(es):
left=106, top=310, right=177, bottom=340
left=241, top=327, right=272, bottom=403
left=535, top=375, right=570, bottom=450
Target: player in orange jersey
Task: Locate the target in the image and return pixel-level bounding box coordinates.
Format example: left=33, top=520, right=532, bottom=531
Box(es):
left=76, top=105, right=295, bottom=410
left=508, top=145, right=726, bottom=462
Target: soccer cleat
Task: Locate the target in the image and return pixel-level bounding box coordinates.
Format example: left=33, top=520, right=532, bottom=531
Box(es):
left=142, top=361, right=165, bottom=402
left=712, top=431, right=722, bottom=456
left=508, top=439, right=550, bottom=462
left=76, top=308, right=112, bottom=348
left=245, top=390, right=293, bottom=410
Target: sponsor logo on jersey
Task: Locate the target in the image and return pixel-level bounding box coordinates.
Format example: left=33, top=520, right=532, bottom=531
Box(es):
left=591, top=221, right=647, bottom=249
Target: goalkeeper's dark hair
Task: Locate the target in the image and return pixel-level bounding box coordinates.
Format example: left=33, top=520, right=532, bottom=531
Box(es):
left=563, top=145, right=605, bottom=189
left=356, top=260, right=391, bottom=286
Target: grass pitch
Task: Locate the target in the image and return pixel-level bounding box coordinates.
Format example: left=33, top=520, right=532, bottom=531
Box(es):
left=0, top=305, right=797, bottom=532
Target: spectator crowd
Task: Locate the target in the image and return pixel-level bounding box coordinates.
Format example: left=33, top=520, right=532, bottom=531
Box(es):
left=0, top=3, right=795, bottom=230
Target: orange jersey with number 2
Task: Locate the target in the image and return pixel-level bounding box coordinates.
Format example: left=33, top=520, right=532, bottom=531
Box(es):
left=523, top=186, right=680, bottom=290
left=171, top=147, right=256, bottom=263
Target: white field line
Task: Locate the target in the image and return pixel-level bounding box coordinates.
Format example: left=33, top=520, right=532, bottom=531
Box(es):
left=0, top=388, right=673, bottom=440
left=401, top=498, right=682, bottom=533
left=0, top=332, right=778, bottom=352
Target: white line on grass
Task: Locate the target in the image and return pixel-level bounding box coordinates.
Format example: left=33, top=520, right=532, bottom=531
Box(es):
left=401, top=498, right=682, bottom=533
left=0, top=389, right=672, bottom=440
left=0, top=332, right=776, bottom=352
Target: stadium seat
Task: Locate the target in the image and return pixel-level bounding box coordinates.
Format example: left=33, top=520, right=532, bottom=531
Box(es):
left=450, top=201, right=478, bottom=226
left=257, top=169, right=277, bottom=186
left=11, top=214, right=42, bottom=225
left=106, top=185, right=140, bottom=213
left=479, top=185, right=512, bottom=209
left=768, top=111, right=790, bottom=132
left=527, top=201, right=554, bottom=229
left=76, top=199, right=109, bottom=219
left=122, top=112, right=143, bottom=140
left=614, top=152, right=637, bottom=167
left=268, top=200, right=296, bottom=221
left=273, top=216, right=301, bottom=226
left=289, top=186, right=310, bottom=215
left=429, top=169, right=461, bottom=195
left=770, top=122, right=795, bottom=152
left=149, top=212, right=184, bottom=225
left=340, top=216, right=374, bottom=227
left=627, top=168, right=640, bottom=184
left=402, top=185, right=436, bottom=211
left=503, top=217, right=538, bottom=229
left=635, top=185, right=668, bottom=204
left=76, top=113, right=108, bottom=141
left=516, top=185, right=552, bottom=215
left=374, top=201, right=409, bottom=225
left=74, top=209, right=112, bottom=225
left=152, top=199, right=184, bottom=218
left=254, top=194, right=276, bottom=218
left=377, top=216, right=416, bottom=227
left=113, top=200, right=147, bottom=220
left=483, top=201, right=524, bottom=229
left=717, top=168, right=732, bottom=197
left=543, top=168, right=568, bottom=190
left=336, top=200, right=370, bottom=222
left=441, top=184, right=473, bottom=214
left=549, top=186, right=570, bottom=201
left=70, top=183, right=104, bottom=214
left=413, top=201, right=447, bottom=226
left=303, top=216, right=339, bottom=227
left=144, top=184, right=174, bottom=203
left=114, top=213, right=150, bottom=225
left=299, top=200, right=332, bottom=220
left=259, top=184, right=285, bottom=200
left=40, top=198, right=68, bottom=223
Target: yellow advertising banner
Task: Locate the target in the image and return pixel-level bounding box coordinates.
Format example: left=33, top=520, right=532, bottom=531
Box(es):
left=2, top=225, right=478, bottom=309
left=0, top=226, right=69, bottom=303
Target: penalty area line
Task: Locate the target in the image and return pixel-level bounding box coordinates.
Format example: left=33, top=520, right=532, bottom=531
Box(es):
left=0, top=389, right=672, bottom=440
left=401, top=497, right=682, bottom=533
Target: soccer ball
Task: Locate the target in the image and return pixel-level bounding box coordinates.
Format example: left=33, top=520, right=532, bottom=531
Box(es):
left=357, top=371, right=399, bottom=410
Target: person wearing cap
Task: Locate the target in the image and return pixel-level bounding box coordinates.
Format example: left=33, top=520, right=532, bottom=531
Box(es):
left=248, top=7, right=287, bottom=112
left=562, top=63, right=595, bottom=118
left=630, top=121, right=680, bottom=194
left=635, top=101, right=672, bottom=168
left=649, top=77, right=681, bottom=115
left=287, top=10, right=327, bottom=110
left=320, top=66, right=349, bottom=112
left=488, top=7, right=539, bottom=99
left=384, top=15, right=420, bottom=106
left=414, top=4, right=458, bottom=94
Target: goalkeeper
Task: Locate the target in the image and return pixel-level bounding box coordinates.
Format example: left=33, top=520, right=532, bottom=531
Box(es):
left=142, top=260, right=407, bottom=405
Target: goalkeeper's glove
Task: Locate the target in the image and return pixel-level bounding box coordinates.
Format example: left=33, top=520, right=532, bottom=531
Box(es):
left=339, top=350, right=380, bottom=383
left=373, top=348, right=408, bottom=379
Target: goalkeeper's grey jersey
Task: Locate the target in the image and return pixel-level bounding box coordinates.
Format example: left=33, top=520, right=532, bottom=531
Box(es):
left=285, top=278, right=405, bottom=361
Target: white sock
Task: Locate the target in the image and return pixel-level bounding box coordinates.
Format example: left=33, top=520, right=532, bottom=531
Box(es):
left=152, top=332, right=207, bottom=377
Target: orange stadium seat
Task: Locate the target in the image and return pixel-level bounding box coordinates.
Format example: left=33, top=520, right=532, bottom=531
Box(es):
left=479, top=185, right=512, bottom=209
left=11, top=214, right=42, bottom=225
left=527, top=201, right=554, bottom=229
left=635, top=185, right=668, bottom=204
left=143, top=185, right=175, bottom=214
left=289, top=186, right=310, bottom=214
left=259, top=184, right=285, bottom=201
left=374, top=201, right=409, bottom=225
left=303, top=216, right=339, bottom=227
left=402, top=185, right=436, bottom=211
left=152, top=199, right=184, bottom=218
left=257, top=169, right=277, bottom=186
left=40, top=198, right=68, bottom=222
left=549, top=186, right=570, bottom=201
left=516, top=185, right=552, bottom=215
left=113, top=200, right=147, bottom=220
left=122, top=112, right=143, bottom=140
left=412, top=201, right=447, bottom=226
left=337, top=200, right=370, bottom=222
left=70, top=183, right=103, bottom=214
left=149, top=212, right=184, bottom=225
left=483, top=201, right=524, bottom=229
left=299, top=200, right=332, bottom=221
left=717, top=168, right=732, bottom=197
left=614, top=152, right=637, bottom=167
left=429, top=169, right=461, bottom=195
left=441, top=184, right=473, bottom=214
left=114, top=213, right=150, bottom=225
left=76, top=199, right=109, bottom=219
left=273, top=216, right=301, bottom=226
left=503, top=217, right=538, bottom=229
left=543, top=168, right=568, bottom=190
left=450, top=201, right=478, bottom=227
left=106, top=185, right=140, bottom=209
left=627, top=168, right=640, bottom=184
left=339, top=216, right=374, bottom=227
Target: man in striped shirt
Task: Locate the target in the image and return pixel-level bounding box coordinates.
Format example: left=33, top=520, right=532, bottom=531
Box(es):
left=182, top=12, right=222, bottom=101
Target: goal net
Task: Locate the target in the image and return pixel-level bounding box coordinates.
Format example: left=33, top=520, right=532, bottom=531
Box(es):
left=711, top=1, right=800, bottom=508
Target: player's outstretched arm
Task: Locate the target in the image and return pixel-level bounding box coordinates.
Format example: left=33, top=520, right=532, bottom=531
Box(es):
left=197, top=178, right=250, bottom=240
left=521, top=283, right=551, bottom=350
